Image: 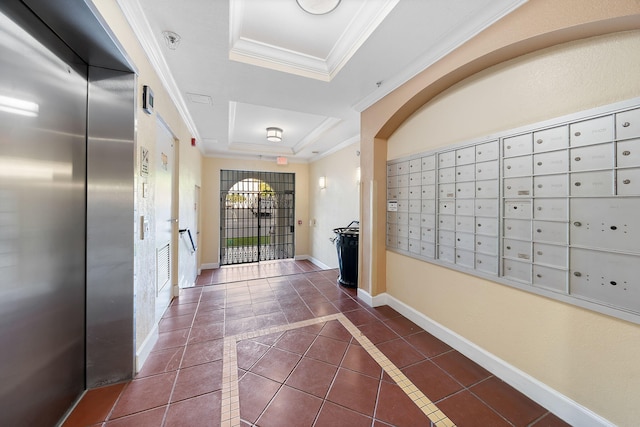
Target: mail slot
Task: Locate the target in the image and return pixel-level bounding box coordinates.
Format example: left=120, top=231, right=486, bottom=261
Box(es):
left=533, top=198, right=568, bottom=221
left=421, top=226, right=435, bottom=243
left=408, top=200, right=420, bottom=214
left=533, top=242, right=568, bottom=269
left=533, top=220, right=568, bottom=244
left=421, top=243, right=436, bottom=258
left=438, top=214, right=455, bottom=230
left=534, top=150, right=569, bottom=175
left=570, top=144, right=613, bottom=171
left=409, top=158, right=422, bottom=173
left=408, top=186, right=421, bottom=201
left=439, top=183, right=456, bottom=199
left=570, top=197, right=640, bottom=252
left=475, top=235, right=498, bottom=255
left=617, top=168, right=640, bottom=195
left=439, top=166, right=456, bottom=183
left=456, top=181, right=475, bottom=198
left=408, top=214, right=420, bottom=227
left=409, top=172, right=421, bottom=186
left=570, top=171, right=614, bottom=197
left=476, top=140, right=499, bottom=161
left=396, top=237, right=409, bottom=251
left=616, top=138, right=640, bottom=168
left=533, top=265, right=567, bottom=293
left=422, top=155, right=436, bottom=171
left=504, top=156, right=532, bottom=177
left=438, top=151, right=456, bottom=168
left=570, top=248, right=640, bottom=313
left=476, top=253, right=498, bottom=275
left=615, top=107, right=640, bottom=141
left=504, top=200, right=532, bottom=219
left=438, top=245, right=455, bottom=263
left=420, top=214, right=435, bottom=227
left=396, top=199, right=409, bottom=213
left=504, top=218, right=532, bottom=240
left=396, top=187, right=408, bottom=199
left=422, top=185, right=436, bottom=199
left=456, top=164, right=475, bottom=181
left=456, top=199, right=475, bottom=216
left=476, top=179, right=499, bottom=199
left=533, top=125, right=569, bottom=153
left=456, top=216, right=475, bottom=233
left=396, top=161, right=410, bottom=175
left=503, top=238, right=532, bottom=261
left=475, top=199, right=498, bottom=217
left=503, top=177, right=532, bottom=198
left=409, top=239, right=421, bottom=254
left=397, top=224, right=409, bottom=238
left=455, top=249, right=475, bottom=268
left=456, top=146, right=476, bottom=165
left=455, top=232, right=475, bottom=251
left=475, top=160, right=499, bottom=180
left=396, top=212, right=408, bottom=224
left=422, top=169, right=436, bottom=185
left=422, top=199, right=435, bottom=213
left=476, top=217, right=498, bottom=236
left=503, top=258, right=532, bottom=283
left=569, top=115, right=614, bottom=147
left=439, top=201, right=455, bottom=215
left=534, top=174, right=568, bottom=197
left=397, top=174, right=409, bottom=188
left=503, top=133, right=532, bottom=157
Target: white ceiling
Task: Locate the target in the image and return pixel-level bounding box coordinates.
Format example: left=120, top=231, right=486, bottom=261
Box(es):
left=117, top=0, right=526, bottom=162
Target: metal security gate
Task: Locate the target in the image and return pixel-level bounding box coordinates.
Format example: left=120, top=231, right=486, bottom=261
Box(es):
left=220, top=170, right=295, bottom=265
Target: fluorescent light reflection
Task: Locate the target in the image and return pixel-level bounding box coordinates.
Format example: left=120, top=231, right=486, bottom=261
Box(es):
left=0, top=95, right=39, bottom=117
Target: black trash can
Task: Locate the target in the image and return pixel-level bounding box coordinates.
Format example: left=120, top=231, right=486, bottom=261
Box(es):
left=333, top=221, right=359, bottom=288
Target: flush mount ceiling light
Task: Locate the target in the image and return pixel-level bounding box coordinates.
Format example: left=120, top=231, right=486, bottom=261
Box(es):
left=296, top=0, right=341, bottom=15
left=162, top=31, right=181, bottom=50
left=266, top=127, right=283, bottom=142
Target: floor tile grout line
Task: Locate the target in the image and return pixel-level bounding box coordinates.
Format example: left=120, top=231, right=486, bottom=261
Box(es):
left=336, top=314, right=457, bottom=427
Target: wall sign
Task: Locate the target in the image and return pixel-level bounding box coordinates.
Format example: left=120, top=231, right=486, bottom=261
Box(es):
left=140, top=147, right=149, bottom=176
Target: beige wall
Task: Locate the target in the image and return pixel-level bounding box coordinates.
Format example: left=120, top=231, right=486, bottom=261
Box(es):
left=308, top=143, right=361, bottom=268
left=384, top=31, right=640, bottom=426
left=91, top=0, right=202, bottom=354
left=200, top=158, right=310, bottom=266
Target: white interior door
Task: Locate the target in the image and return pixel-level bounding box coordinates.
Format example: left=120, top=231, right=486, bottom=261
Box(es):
left=155, top=119, right=174, bottom=322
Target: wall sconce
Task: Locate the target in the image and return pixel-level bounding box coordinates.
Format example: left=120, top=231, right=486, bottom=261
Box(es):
left=266, top=127, right=283, bottom=142
left=318, top=176, right=326, bottom=189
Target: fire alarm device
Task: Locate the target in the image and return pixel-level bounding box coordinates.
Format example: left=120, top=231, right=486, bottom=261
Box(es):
left=142, top=85, right=154, bottom=114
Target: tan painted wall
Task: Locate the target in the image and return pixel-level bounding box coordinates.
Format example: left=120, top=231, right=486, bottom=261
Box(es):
left=308, top=143, right=361, bottom=268
left=385, top=31, right=640, bottom=426
left=200, top=158, right=310, bottom=266
left=90, top=0, right=202, bottom=352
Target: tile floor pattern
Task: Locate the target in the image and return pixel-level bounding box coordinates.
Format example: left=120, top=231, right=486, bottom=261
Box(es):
left=64, top=262, right=571, bottom=427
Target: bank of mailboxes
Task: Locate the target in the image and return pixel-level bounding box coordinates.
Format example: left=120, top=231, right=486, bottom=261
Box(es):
left=387, top=104, right=640, bottom=317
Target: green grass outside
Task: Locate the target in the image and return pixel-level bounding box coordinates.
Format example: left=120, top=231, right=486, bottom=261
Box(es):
left=226, top=236, right=271, bottom=246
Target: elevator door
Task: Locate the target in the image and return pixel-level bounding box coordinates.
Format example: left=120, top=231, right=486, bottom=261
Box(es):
left=0, top=8, right=87, bottom=426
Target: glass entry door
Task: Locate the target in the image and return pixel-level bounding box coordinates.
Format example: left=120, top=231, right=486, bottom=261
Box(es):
left=220, top=170, right=295, bottom=265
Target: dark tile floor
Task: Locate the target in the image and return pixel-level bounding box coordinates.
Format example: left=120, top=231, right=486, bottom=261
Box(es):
left=64, top=260, right=570, bottom=427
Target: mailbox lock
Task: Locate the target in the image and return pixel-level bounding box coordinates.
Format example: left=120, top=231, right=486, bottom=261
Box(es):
left=610, top=281, right=617, bottom=286
left=506, top=165, right=512, bottom=169
left=477, top=151, right=482, bottom=155
left=536, top=228, right=542, bottom=233
left=574, top=182, right=582, bottom=187
left=573, top=221, right=582, bottom=227
left=536, top=139, right=543, bottom=144
left=610, top=226, right=617, bottom=230
left=507, top=186, right=512, bottom=189
left=536, top=274, right=542, bottom=278
left=623, top=179, right=631, bottom=184
left=622, top=150, right=631, bottom=156
left=574, top=131, right=581, bottom=137
left=537, top=251, right=543, bottom=255
left=506, top=145, right=512, bottom=150
left=574, top=272, right=582, bottom=277
left=574, top=157, right=581, bottom=161
left=506, top=245, right=512, bottom=250
left=537, top=207, right=543, bottom=211
left=622, top=122, right=630, bottom=128
left=537, top=162, right=543, bottom=166
left=537, top=184, right=543, bottom=188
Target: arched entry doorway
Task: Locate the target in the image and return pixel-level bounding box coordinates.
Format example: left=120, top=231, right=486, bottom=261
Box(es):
left=220, top=170, right=295, bottom=265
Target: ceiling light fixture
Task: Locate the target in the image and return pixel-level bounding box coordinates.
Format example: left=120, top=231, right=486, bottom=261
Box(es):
left=296, top=0, right=341, bottom=15
left=266, top=127, right=283, bottom=142
left=162, top=31, right=181, bottom=50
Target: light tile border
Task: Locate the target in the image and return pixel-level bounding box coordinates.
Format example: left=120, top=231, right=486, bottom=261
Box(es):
left=220, top=313, right=456, bottom=426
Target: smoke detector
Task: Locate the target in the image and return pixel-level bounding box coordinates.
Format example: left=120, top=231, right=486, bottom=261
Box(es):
left=162, top=31, right=181, bottom=50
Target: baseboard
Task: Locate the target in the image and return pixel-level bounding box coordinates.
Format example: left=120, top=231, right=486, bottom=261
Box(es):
left=380, top=292, right=614, bottom=427
left=302, top=255, right=332, bottom=270
left=201, top=262, right=219, bottom=270
left=135, top=323, right=159, bottom=373
left=356, top=287, right=388, bottom=308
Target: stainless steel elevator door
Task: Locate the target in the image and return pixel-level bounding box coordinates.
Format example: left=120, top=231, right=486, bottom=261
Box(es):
left=0, top=7, right=87, bottom=426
